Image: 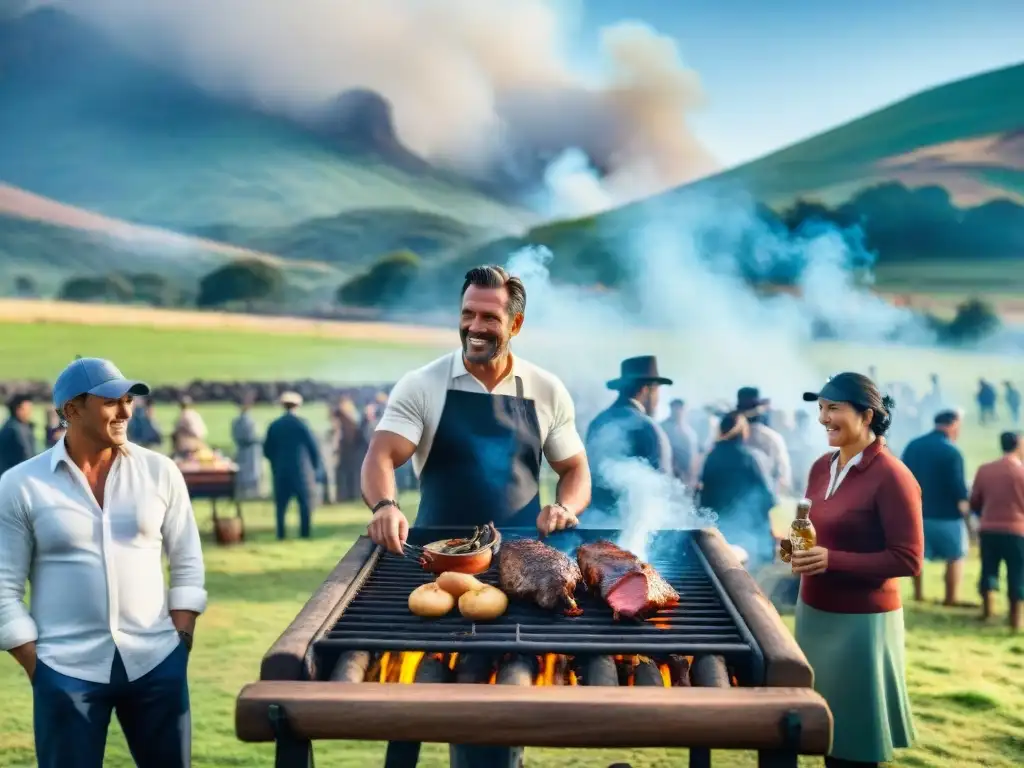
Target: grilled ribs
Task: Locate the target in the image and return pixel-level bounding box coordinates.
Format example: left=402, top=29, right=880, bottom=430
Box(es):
left=576, top=540, right=680, bottom=619
left=498, top=538, right=583, bottom=615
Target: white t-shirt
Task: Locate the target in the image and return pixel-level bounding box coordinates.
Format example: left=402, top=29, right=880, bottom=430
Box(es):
left=376, top=350, right=585, bottom=477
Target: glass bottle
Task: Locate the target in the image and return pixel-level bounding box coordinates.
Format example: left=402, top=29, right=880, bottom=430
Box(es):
left=788, top=499, right=816, bottom=561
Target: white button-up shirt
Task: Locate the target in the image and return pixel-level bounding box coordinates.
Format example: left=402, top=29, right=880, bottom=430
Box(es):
left=0, top=440, right=207, bottom=683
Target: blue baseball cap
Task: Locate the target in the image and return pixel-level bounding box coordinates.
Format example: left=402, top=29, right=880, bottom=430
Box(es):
left=52, top=358, right=150, bottom=412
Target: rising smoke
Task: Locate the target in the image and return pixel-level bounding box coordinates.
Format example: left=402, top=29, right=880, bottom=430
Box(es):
left=504, top=179, right=934, bottom=559
left=58, top=0, right=716, bottom=209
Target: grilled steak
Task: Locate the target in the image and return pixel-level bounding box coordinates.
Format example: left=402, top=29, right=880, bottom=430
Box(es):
left=498, top=538, right=583, bottom=615
left=576, top=540, right=680, bottom=619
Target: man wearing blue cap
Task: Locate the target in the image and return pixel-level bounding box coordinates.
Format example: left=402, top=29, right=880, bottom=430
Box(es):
left=0, top=358, right=207, bottom=768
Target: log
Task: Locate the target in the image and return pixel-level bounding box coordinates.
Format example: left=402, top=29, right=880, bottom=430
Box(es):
left=261, top=536, right=378, bottom=682
left=574, top=655, right=619, bottom=687
left=497, top=654, right=538, bottom=687
left=235, top=681, right=833, bottom=752
left=691, top=656, right=730, bottom=689
left=695, top=528, right=813, bottom=687
left=454, top=653, right=495, bottom=684
left=668, top=655, right=691, bottom=687
left=633, top=658, right=664, bottom=687
left=414, top=655, right=454, bottom=684
left=328, top=651, right=372, bottom=683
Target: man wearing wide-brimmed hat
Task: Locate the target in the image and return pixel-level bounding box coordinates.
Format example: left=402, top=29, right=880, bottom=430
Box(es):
left=736, top=386, right=792, bottom=494
left=584, top=356, right=674, bottom=523
left=263, top=390, right=324, bottom=540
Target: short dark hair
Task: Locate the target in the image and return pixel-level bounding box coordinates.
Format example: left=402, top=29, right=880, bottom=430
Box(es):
left=670, top=398, right=685, bottom=409
left=934, top=409, right=961, bottom=427
left=461, top=265, right=526, bottom=319
left=1000, top=431, right=1020, bottom=453
left=6, top=394, right=31, bottom=415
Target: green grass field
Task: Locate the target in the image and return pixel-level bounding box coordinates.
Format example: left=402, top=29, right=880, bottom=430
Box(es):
left=0, top=491, right=1020, bottom=768
left=2, top=319, right=1024, bottom=766
left=874, top=261, right=1024, bottom=298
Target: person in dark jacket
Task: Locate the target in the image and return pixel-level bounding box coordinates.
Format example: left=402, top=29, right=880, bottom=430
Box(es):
left=263, top=391, right=324, bottom=540
left=127, top=398, right=163, bottom=449
left=901, top=409, right=971, bottom=606
left=0, top=394, right=36, bottom=476
left=697, top=411, right=777, bottom=570
left=43, top=408, right=65, bottom=448
left=584, top=356, right=673, bottom=526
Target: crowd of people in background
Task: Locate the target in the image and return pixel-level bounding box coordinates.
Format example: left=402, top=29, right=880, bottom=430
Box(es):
left=1, top=366, right=1021, bottom=632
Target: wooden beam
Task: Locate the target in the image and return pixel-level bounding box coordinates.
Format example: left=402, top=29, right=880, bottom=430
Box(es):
left=695, top=529, right=814, bottom=688
left=235, top=681, right=832, bottom=752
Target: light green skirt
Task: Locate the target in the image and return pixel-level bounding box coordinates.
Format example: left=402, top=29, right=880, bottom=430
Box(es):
left=795, top=599, right=916, bottom=763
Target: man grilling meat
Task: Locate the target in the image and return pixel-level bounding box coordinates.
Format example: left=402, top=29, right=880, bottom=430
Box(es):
left=584, top=356, right=674, bottom=526
left=361, top=264, right=591, bottom=768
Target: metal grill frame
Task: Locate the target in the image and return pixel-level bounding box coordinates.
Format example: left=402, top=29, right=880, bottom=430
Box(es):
left=313, top=527, right=765, bottom=684
left=241, top=528, right=832, bottom=768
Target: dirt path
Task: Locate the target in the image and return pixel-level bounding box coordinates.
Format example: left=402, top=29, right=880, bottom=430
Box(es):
left=0, top=299, right=455, bottom=344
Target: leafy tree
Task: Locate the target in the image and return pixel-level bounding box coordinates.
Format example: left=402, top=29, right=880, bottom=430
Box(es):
left=13, top=274, right=37, bottom=297
left=336, top=250, right=422, bottom=307
left=123, top=272, right=179, bottom=307
left=196, top=259, right=284, bottom=308
left=942, top=297, right=1001, bottom=344
left=59, top=274, right=133, bottom=303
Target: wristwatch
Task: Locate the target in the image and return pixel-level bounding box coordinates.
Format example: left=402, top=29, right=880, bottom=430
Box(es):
left=178, top=630, right=193, bottom=654
left=371, top=499, right=401, bottom=514
left=552, top=502, right=573, bottom=516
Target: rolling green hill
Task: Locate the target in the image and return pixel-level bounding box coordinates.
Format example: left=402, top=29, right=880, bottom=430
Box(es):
left=665, top=61, right=1024, bottom=210
left=0, top=7, right=529, bottom=287
left=456, top=62, right=1024, bottom=295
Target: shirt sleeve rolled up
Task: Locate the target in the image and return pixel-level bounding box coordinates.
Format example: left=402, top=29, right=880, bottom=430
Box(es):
left=161, top=459, right=208, bottom=615
left=0, top=477, right=39, bottom=650
left=542, top=378, right=585, bottom=463
left=375, top=372, right=428, bottom=446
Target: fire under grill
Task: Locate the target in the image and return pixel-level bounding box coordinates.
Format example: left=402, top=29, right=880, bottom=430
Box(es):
left=236, top=527, right=833, bottom=768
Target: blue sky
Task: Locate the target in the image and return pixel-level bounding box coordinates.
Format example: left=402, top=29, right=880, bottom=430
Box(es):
left=571, top=0, right=1024, bottom=168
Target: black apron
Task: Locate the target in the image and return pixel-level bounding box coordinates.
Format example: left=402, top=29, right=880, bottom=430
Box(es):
left=415, top=376, right=542, bottom=529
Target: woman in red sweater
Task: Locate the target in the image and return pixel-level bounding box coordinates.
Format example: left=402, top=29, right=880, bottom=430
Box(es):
left=792, top=372, right=924, bottom=768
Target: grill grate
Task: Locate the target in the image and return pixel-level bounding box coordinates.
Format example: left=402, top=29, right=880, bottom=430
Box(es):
left=314, top=528, right=762, bottom=680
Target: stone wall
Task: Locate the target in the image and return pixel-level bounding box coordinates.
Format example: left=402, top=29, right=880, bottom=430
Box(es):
left=0, top=379, right=395, bottom=407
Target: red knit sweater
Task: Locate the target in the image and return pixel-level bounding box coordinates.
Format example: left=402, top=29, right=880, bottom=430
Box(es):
left=799, top=439, right=924, bottom=614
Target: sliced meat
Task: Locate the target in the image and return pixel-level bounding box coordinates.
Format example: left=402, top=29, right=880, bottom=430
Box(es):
left=576, top=540, right=680, bottom=619
left=498, top=538, right=583, bottom=615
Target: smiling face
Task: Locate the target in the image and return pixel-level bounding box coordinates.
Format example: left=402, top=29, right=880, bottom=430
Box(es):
left=817, top=398, right=872, bottom=448
left=459, top=284, right=523, bottom=364
left=64, top=393, right=135, bottom=449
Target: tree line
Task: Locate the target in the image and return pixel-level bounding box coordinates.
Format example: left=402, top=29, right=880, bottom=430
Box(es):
left=8, top=179, right=1017, bottom=345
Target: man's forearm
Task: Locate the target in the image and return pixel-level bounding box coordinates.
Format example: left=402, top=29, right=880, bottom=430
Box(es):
left=361, top=452, right=398, bottom=509
left=8, top=641, right=36, bottom=676
left=170, top=610, right=198, bottom=635
left=555, top=464, right=591, bottom=515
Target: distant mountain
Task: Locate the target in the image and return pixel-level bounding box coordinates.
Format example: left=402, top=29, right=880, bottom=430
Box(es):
left=0, top=8, right=529, bottom=244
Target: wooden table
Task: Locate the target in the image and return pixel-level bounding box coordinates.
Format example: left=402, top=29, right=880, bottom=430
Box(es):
left=179, top=463, right=245, bottom=544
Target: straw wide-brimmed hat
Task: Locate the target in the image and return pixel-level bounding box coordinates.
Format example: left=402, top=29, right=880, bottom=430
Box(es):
left=279, top=391, right=303, bottom=407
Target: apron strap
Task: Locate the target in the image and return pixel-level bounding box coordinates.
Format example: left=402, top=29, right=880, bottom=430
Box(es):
left=515, top=375, right=524, bottom=401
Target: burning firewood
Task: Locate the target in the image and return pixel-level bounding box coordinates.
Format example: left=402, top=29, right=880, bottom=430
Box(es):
left=497, top=654, right=539, bottom=686
left=573, top=654, right=619, bottom=687
left=328, top=650, right=371, bottom=683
